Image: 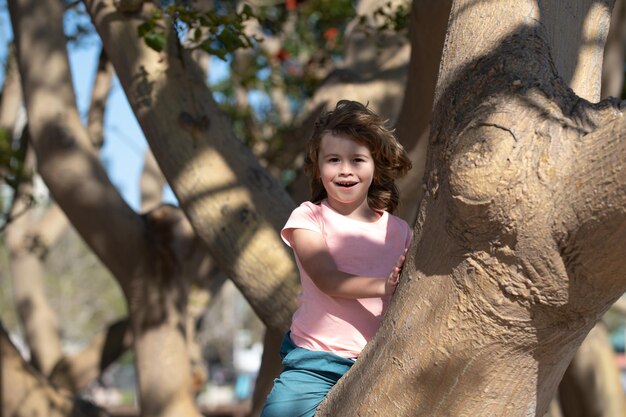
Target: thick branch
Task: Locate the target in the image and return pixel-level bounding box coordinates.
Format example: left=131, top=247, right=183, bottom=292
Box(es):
left=28, top=203, right=68, bottom=256
left=0, top=45, right=23, bottom=131
left=49, top=319, right=132, bottom=393
left=83, top=0, right=300, bottom=329
left=9, top=2, right=204, bottom=416
left=5, top=148, right=63, bottom=376
left=541, top=0, right=614, bottom=101
left=602, top=0, right=626, bottom=98
left=8, top=0, right=147, bottom=282
left=1, top=323, right=108, bottom=417
left=87, top=49, right=113, bottom=149
left=140, top=148, right=165, bottom=213
left=559, top=102, right=626, bottom=295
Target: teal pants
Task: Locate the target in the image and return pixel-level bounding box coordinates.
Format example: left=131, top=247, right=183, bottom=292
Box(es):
left=260, top=334, right=354, bottom=417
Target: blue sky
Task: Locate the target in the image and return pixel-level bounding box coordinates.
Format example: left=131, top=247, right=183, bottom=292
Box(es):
left=0, top=3, right=231, bottom=212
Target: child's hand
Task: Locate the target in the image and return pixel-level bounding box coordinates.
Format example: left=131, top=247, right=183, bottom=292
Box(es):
left=385, top=249, right=407, bottom=296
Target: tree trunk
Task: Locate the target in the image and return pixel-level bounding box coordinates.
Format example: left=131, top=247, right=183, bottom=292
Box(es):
left=556, top=3, right=626, bottom=413
left=318, top=0, right=626, bottom=415
left=4, top=44, right=113, bottom=380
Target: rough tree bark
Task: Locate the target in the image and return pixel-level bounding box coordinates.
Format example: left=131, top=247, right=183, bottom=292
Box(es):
left=394, top=1, right=626, bottom=415
left=554, top=2, right=626, bottom=415
left=318, top=0, right=626, bottom=415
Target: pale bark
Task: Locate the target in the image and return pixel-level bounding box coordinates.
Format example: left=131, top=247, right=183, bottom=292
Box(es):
left=559, top=324, right=626, bottom=417
left=8, top=0, right=202, bottom=415
left=139, top=148, right=165, bottom=213
left=602, top=0, right=626, bottom=99
left=559, top=3, right=626, bottom=412
left=29, top=203, right=69, bottom=256
left=546, top=398, right=564, bottom=417
left=541, top=0, right=613, bottom=101
left=87, top=49, right=113, bottom=149
left=1, top=322, right=108, bottom=417
left=0, top=45, right=22, bottom=131
left=83, top=0, right=301, bottom=331
left=319, top=0, right=626, bottom=415
left=5, top=149, right=64, bottom=376
left=49, top=319, right=132, bottom=393
left=8, top=43, right=113, bottom=385
left=2, top=57, right=64, bottom=376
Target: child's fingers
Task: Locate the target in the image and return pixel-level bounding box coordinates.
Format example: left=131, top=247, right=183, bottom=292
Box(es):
left=396, top=249, right=408, bottom=266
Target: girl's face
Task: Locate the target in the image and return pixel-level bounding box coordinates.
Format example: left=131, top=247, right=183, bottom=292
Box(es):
left=318, top=132, right=375, bottom=214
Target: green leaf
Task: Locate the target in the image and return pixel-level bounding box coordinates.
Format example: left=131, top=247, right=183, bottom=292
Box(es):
left=137, top=21, right=155, bottom=37
left=144, top=31, right=166, bottom=52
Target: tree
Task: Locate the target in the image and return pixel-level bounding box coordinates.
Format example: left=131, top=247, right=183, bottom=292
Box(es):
left=3, top=0, right=625, bottom=416
left=317, top=0, right=626, bottom=415
left=6, top=0, right=227, bottom=415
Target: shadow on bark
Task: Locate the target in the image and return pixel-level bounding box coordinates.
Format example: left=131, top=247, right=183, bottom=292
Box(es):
left=422, top=21, right=625, bottom=417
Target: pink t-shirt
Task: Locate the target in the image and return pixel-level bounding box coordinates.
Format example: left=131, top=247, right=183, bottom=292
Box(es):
left=281, top=200, right=412, bottom=358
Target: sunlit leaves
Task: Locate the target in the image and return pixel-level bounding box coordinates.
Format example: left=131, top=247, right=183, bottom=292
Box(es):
left=137, top=2, right=260, bottom=59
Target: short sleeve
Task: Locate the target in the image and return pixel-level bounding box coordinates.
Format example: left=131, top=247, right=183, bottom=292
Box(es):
left=281, top=202, right=323, bottom=247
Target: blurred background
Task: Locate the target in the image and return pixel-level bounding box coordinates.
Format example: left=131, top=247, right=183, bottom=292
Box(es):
left=2, top=1, right=626, bottom=416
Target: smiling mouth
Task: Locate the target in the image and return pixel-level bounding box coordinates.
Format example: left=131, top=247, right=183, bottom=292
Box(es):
left=335, top=181, right=358, bottom=188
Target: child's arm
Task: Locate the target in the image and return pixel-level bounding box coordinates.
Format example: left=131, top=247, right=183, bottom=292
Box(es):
left=291, top=228, right=406, bottom=299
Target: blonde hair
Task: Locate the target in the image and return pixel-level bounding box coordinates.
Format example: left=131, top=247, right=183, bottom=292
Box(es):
left=304, top=100, right=412, bottom=213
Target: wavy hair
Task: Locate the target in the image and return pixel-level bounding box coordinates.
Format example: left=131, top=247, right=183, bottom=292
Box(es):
left=304, top=100, right=412, bottom=213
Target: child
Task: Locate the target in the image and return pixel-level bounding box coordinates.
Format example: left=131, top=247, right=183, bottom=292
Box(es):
left=261, top=100, right=413, bottom=417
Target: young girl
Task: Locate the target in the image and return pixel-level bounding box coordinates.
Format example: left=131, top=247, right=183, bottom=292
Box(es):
left=261, top=100, right=413, bottom=417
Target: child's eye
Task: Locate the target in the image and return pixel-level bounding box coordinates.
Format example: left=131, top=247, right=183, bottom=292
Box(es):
left=328, top=157, right=340, bottom=163
left=354, top=158, right=365, bottom=163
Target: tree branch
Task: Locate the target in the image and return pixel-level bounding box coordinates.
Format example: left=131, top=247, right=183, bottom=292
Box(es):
left=559, top=102, right=626, bottom=295
left=82, top=0, right=300, bottom=330
left=1, top=322, right=108, bottom=417
left=8, top=0, right=147, bottom=282
left=49, top=319, right=132, bottom=393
